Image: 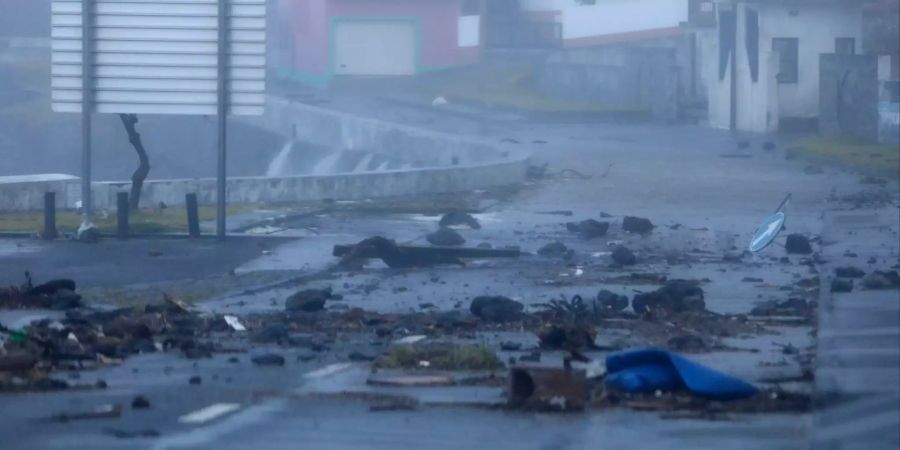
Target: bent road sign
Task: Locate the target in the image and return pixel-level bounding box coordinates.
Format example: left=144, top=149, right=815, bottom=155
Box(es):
left=749, top=212, right=785, bottom=252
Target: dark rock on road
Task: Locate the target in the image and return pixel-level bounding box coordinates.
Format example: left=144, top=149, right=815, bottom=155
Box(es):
left=538, top=323, right=597, bottom=352
left=632, top=280, right=705, bottom=314
left=27, top=278, right=76, bottom=296
left=438, top=211, right=481, bottom=229
left=862, top=270, right=900, bottom=289
left=785, top=234, right=813, bottom=254
left=537, top=241, right=572, bottom=258
left=622, top=216, right=654, bottom=234
left=251, top=323, right=291, bottom=344
left=252, top=354, right=287, bottom=366
left=566, top=219, right=609, bottom=239
left=285, top=288, right=333, bottom=312
left=470, top=296, right=524, bottom=323
left=595, top=290, right=629, bottom=312
left=611, top=246, right=637, bottom=265
left=131, top=395, right=151, bottom=409
left=426, top=227, right=466, bottom=247
left=834, top=267, right=866, bottom=278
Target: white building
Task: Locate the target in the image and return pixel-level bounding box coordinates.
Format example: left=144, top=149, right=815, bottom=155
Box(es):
left=516, top=0, right=690, bottom=47
left=705, top=0, right=864, bottom=132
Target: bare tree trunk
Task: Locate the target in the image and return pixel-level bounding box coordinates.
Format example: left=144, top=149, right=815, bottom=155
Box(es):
left=119, top=114, right=150, bottom=211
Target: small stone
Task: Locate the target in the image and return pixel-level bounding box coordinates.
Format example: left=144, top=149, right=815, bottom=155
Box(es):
left=95, top=380, right=108, bottom=389
left=188, top=376, right=202, bottom=385
left=131, top=395, right=151, bottom=409
left=611, top=246, right=637, bottom=265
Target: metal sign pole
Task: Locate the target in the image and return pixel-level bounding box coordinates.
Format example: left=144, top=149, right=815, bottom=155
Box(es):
left=216, top=0, right=229, bottom=240
left=80, top=0, right=94, bottom=233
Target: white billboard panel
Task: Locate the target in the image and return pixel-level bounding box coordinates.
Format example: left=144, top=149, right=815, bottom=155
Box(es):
left=51, top=0, right=266, bottom=115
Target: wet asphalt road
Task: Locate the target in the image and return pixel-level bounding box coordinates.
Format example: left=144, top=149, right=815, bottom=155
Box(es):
left=1, top=113, right=898, bottom=449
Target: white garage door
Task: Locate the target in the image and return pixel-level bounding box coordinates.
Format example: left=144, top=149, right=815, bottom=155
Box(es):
left=333, top=21, right=416, bottom=76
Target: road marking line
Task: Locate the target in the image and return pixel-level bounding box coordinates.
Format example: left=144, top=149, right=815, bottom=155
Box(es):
left=178, top=403, right=242, bottom=424
left=303, top=362, right=354, bottom=379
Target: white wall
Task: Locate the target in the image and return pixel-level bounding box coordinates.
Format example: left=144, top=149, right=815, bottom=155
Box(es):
left=458, top=15, right=480, bottom=48
left=520, top=0, right=688, bottom=40
left=760, top=4, right=863, bottom=119
left=705, top=2, right=863, bottom=132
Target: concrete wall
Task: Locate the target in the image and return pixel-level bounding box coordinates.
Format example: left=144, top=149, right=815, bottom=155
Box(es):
left=0, top=99, right=529, bottom=212
left=0, top=175, right=79, bottom=212
left=819, top=54, right=879, bottom=141
left=255, top=97, right=510, bottom=167
left=519, top=0, right=688, bottom=46
left=705, top=2, right=863, bottom=132
left=536, top=45, right=680, bottom=121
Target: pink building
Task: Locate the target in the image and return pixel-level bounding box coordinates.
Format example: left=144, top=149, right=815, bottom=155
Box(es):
left=275, top=0, right=482, bottom=86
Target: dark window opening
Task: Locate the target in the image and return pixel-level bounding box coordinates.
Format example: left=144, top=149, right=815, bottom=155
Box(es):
left=745, top=9, right=759, bottom=82
left=719, top=10, right=736, bottom=81
left=773, top=38, right=799, bottom=84
left=835, top=37, right=856, bottom=55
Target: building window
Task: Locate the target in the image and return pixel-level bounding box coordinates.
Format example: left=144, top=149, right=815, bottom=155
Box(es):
left=461, top=0, right=479, bottom=16
left=835, top=37, right=856, bottom=55
left=773, top=38, right=799, bottom=84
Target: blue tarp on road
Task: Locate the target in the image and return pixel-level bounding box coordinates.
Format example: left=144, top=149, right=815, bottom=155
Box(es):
left=605, top=348, right=759, bottom=400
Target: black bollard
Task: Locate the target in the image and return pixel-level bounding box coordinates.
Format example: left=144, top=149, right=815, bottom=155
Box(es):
left=43, top=192, right=58, bottom=239
left=186, top=193, right=200, bottom=238
left=116, top=192, right=129, bottom=239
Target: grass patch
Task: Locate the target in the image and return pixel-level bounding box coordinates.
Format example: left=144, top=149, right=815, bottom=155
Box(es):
left=790, top=136, right=900, bottom=178
left=0, top=204, right=256, bottom=234
left=376, top=344, right=502, bottom=371
left=419, top=65, right=646, bottom=116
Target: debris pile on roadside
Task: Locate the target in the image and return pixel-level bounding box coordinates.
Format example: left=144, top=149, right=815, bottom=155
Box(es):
left=0, top=274, right=82, bottom=310
left=0, top=288, right=237, bottom=392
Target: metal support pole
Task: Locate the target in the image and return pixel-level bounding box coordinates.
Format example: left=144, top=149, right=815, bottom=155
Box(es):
left=116, top=192, right=129, bottom=239
left=215, top=0, right=229, bottom=240
left=43, top=192, right=58, bottom=240
left=185, top=193, right=201, bottom=238
left=80, top=0, right=95, bottom=233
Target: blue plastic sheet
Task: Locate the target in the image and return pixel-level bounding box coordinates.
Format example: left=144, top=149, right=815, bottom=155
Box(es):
left=605, top=348, right=758, bottom=400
